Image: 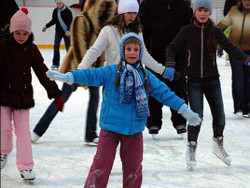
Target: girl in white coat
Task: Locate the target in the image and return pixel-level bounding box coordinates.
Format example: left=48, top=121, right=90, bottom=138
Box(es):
left=78, top=0, right=168, bottom=77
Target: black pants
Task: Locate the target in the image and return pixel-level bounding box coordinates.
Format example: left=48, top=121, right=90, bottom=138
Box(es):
left=147, top=71, right=187, bottom=131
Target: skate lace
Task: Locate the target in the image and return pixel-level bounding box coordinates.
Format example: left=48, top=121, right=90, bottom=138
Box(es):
left=1, top=154, right=7, bottom=161
left=188, top=145, right=196, bottom=161
left=217, top=140, right=229, bottom=157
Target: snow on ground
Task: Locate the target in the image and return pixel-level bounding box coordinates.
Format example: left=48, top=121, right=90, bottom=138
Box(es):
left=1, top=50, right=250, bottom=188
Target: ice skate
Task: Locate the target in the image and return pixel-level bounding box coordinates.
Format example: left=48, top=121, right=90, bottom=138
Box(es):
left=85, top=137, right=99, bottom=146
left=1, top=154, right=8, bottom=169
left=186, top=141, right=197, bottom=170
left=176, top=124, right=186, bottom=139
left=31, top=131, right=40, bottom=143
left=20, top=169, right=36, bottom=183
left=213, top=136, right=231, bottom=166
left=148, top=126, right=159, bottom=139
left=234, top=111, right=243, bottom=118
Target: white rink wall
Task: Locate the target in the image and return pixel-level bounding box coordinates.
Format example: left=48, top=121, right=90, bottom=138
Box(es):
left=15, top=0, right=224, bottom=46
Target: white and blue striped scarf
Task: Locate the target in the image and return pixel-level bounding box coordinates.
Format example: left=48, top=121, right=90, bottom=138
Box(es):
left=119, top=62, right=150, bottom=118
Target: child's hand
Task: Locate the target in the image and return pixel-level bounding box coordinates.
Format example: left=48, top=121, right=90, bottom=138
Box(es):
left=54, top=96, right=64, bottom=112
left=178, top=104, right=202, bottom=126
left=42, top=26, right=47, bottom=32
left=46, top=70, right=74, bottom=85
left=65, top=31, right=71, bottom=37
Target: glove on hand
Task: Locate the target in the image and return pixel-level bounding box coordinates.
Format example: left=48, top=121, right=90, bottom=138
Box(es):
left=42, top=26, right=47, bottom=32
left=55, top=96, right=64, bottom=112
left=178, top=104, right=201, bottom=126
left=247, top=61, right=250, bottom=66
left=163, top=67, right=175, bottom=81
left=46, top=70, right=74, bottom=85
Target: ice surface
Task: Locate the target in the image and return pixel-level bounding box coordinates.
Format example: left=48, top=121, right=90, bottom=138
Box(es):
left=1, top=50, right=250, bottom=188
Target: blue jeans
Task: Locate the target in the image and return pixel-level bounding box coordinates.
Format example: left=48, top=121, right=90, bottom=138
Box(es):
left=229, top=50, right=250, bottom=114
left=53, top=32, right=71, bottom=66
left=187, top=79, right=225, bottom=142
left=33, top=83, right=99, bottom=141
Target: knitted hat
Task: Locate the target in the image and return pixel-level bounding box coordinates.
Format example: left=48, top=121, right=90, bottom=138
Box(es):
left=193, top=0, right=212, bottom=13
left=9, top=8, right=32, bottom=34
left=120, top=32, right=143, bottom=62
left=56, top=0, right=64, bottom=4
left=118, top=0, right=139, bottom=14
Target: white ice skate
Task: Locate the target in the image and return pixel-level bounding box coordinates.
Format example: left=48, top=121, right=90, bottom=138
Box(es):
left=31, top=131, right=40, bottom=143
left=1, top=154, right=8, bottom=169
left=186, top=141, right=197, bottom=170
left=85, top=137, right=99, bottom=146
left=213, top=136, right=231, bottom=166
left=20, top=169, right=36, bottom=183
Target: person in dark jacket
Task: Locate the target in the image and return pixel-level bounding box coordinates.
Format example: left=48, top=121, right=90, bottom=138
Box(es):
left=165, top=0, right=250, bottom=170
left=0, top=8, right=64, bottom=181
left=0, top=0, right=19, bottom=40
left=139, top=0, right=193, bottom=138
left=42, top=0, right=73, bottom=69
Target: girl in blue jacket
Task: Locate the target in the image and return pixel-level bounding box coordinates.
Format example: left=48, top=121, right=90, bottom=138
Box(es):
left=46, top=32, right=201, bottom=188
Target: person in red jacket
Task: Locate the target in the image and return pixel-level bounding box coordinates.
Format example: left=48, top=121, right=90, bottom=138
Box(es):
left=0, top=8, right=64, bottom=182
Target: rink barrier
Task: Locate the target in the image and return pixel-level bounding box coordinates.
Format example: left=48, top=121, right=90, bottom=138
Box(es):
left=37, top=44, right=66, bottom=49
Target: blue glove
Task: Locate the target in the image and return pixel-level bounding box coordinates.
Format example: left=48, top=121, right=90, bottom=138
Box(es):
left=248, top=61, right=250, bottom=66
left=178, top=104, right=202, bottom=126
left=46, top=70, right=74, bottom=85
left=163, top=67, right=175, bottom=81
left=42, top=26, right=47, bottom=32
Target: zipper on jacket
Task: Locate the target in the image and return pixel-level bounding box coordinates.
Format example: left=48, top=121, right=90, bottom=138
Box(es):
left=201, top=24, right=204, bottom=78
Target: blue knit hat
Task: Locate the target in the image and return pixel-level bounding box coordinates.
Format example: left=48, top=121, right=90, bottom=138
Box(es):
left=120, top=32, right=143, bottom=63
left=193, top=0, right=212, bottom=13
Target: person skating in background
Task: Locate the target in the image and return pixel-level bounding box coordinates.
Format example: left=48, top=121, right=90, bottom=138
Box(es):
left=46, top=32, right=201, bottom=188
left=70, top=0, right=85, bottom=11
left=78, top=0, right=168, bottom=83
left=0, top=8, right=64, bottom=181
left=0, top=0, right=19, bottom=40
left=165, top=0, right=250, bottom=170
left=42, top=0, right=73, bottom=70
left=217, top=0, right=250, bottom=118
left=139, top=0, right=193, bottom=138
left=217, top=0, right=240, bottom=57
left=31, top=0, right=116, bottom=146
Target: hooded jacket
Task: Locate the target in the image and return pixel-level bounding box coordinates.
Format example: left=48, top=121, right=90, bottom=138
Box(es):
left=59, top=0, right=115, bottom=74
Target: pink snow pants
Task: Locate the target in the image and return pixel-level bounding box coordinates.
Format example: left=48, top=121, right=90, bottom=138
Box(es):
left=1, top=106, right=34, bottom=171
left=84, top=129, right=143, bottom=188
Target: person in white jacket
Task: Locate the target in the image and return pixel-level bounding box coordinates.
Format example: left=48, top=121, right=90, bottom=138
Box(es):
left=78, top=0, right=171, bottom=78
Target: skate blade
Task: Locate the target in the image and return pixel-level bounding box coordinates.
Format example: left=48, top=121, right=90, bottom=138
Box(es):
left=213, top=153, right=231, bottom=166
left=151, top=134, right=157, bottom=140
left=85, top=142, right=98, bottom=147
left=24, top=179, right=35, bottom=184
left=179, top=133, right=186, bottom=139
left=187, top=165, right=194, bottom=171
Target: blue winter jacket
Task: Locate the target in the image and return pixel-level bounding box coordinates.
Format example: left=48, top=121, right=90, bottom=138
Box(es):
left=71, top=64, right=185, bottom=135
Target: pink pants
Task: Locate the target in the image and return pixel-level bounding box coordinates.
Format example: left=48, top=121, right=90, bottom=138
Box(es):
left=1, top=106, right=34, bottom=171
left=84, top=129, right=143, bottom=188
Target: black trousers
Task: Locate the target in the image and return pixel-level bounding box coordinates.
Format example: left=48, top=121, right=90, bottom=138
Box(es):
left=147, top=71, right=188, bottom=131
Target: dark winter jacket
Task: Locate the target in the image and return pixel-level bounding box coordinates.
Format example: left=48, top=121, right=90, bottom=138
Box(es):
left=45, top=6, right=73, bottom=34
left=166, top=19, right=250, bottom=80
left=0, top=36, right=62, bottom=110
left=139, top=0, right=192, bottom=65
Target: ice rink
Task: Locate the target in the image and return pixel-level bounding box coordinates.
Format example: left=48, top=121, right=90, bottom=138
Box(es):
left=1, top=49, right=250, bottom=188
